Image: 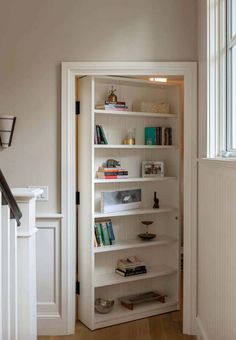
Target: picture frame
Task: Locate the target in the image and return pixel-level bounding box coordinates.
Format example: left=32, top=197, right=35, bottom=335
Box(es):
left=142, top=161, right=164, bottom=177
left=101, top=189, right=142, bottom=213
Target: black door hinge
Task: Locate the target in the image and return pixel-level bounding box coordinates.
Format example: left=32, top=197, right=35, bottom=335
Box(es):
left=76, top=101, right=80, bottom=115
left=76, top=191, right=80, bottom=205
left=76, top=281, right=80, bottom=295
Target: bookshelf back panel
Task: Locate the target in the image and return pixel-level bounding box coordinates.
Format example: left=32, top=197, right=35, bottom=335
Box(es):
left=94, top=79, right=180, bottom=115
left=94, top=180, right=179, bottom=212
left=94, top=149, right=179, bottom=178
left=95, top=274, right=178, bottom=302
left=94, top=213, right=179, bottom=243
left=94, top=244, right=179, bottom=275
left=95, top=115, right=179, bottom=146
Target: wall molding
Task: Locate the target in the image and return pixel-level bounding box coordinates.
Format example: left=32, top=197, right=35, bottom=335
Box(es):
left=200, top=157, right=236, bottom=168
left=36, top=213, right=64, bottom=219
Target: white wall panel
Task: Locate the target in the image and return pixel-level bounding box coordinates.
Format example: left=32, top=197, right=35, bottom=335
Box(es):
left=198, top=159, right=236, bottom=340
left=36, top=216, right=63, bottom=334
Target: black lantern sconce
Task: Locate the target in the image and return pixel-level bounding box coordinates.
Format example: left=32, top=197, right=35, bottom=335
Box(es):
left=0, top=115, right=16, bottom=148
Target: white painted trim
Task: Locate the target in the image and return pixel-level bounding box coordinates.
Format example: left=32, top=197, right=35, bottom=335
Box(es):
left=36, top=214, right=64, bottom=219
left=196, top=317, right=210, bottom=340
left=61, top=62, right=197, bottom=335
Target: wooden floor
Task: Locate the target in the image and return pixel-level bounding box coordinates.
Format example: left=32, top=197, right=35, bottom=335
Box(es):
left=38, top=309, right=196, bottom=340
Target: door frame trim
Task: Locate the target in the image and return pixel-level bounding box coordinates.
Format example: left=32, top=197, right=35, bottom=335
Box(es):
left=61, top=62, right=197, bottom=335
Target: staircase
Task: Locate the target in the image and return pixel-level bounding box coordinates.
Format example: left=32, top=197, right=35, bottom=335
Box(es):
left=0, top=169, right=42, bottom=340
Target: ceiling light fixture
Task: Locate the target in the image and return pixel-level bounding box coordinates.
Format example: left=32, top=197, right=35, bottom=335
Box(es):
left=149, top=77, right=167, bottom=83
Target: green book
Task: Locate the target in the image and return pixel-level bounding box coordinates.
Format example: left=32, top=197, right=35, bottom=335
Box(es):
left=144, top=127, right=156, bottom=145
left=96, top=223, right=103, bottom=245
left=99, top=125, right=108, bottom=144
left=100, top=222, right=111, bottom=245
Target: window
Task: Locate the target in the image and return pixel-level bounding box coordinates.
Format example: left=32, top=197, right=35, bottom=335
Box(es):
left=208, top=0, right=236, bottom=157
left=227, top=0, right=236, bottom=153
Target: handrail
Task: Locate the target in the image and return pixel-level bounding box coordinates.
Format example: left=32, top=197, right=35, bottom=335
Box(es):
left=0, top=169, right=22, bottom=226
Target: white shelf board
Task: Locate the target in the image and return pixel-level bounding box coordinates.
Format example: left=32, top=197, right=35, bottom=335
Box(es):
left=94, top=144, right=178, bottom=150
left=94, top=299, right=178, bottom=328
left=94, top=235, right=177, bottom=253
left=94, top=207, right=176, bottom=219
left=94, top=109, right=178, bottom=119
left=94, top=176, right=176, bottom=184
left=94, top=265, right=177, bottom=288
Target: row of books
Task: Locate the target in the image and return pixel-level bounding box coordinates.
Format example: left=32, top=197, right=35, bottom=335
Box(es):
left=96, top=101, right=129, bottom=111
left=94, top=219, right=115, bottom=247
left=145, top=127, right=172, bottom=145
left=96, top=166, right=128, bottom=179
left=115, top=256, right=147, bottom=277
left=94, top=125, right=108, bottom=144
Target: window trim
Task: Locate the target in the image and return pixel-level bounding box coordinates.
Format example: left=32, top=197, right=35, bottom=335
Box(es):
left=207, top=0, right=236, bottom=158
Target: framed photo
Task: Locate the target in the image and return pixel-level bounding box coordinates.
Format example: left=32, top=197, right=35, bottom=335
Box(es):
left=142, top=161, right=164, bottom=177
left=101, top=189, right=142, bottom=213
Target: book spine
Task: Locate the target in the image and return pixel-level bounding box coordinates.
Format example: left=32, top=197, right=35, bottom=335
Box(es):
left=96, top=223, right=103, bottom=245
left=115, top=268, right=147, bottom=277
left=94, top=224, right=100, bottom=246
left=156, top=127, right=162, bottom=145
left=107, top=221, right=115, bottom=242
left=96, top=125, right=102, bottom=144
left=97, top=175, right=129, bottom=179
left=97, top=171, right=128, bottom=176
left=145, top=127, right=156, bottom=145
left=101, top=223, right=111, bottom=245
left=99, top=125, right=108, bottom=144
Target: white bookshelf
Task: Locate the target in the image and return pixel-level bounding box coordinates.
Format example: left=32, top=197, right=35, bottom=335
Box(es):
left=94, top=176, right=176, bottom=184
left=94, top=235, right=177, bottom=253
left=94, top=109, right=178, bottom=119
left=95, top=265, right=177, bottom=288
left=78, top=75, right=181, bottom=330
left=94, top=144, right=178, bottom=149
left=94, top=207, right=176, bottom=219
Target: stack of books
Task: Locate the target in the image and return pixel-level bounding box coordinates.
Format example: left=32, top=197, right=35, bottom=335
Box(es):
left=94, top=219, right=115, bottom=247
left=115, top=256, right=147, bottom=277
left=144, top=127, right=172, bottom=145
left=94, top=125, right=108, bottom=144
left=96, top=101, right=129, bottom=111
left=96, top=166, right=128, bottom=179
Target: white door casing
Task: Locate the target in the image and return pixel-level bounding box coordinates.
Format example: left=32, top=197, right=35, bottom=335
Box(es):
left=61, top=62, right=197, bottom=335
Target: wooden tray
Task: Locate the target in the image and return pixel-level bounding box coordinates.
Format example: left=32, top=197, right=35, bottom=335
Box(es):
left=119, top=291, right=167, bottom=310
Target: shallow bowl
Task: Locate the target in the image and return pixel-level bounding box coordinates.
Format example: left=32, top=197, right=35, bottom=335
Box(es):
left=95, top=298, right=114, bottom=314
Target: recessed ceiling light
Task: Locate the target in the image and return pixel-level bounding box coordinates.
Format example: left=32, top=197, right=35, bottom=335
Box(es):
left=149, top=77, right=167, bottom=83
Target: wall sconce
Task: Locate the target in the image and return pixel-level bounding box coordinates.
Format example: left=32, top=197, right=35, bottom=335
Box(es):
left=0, top=115, right=16, bottom=148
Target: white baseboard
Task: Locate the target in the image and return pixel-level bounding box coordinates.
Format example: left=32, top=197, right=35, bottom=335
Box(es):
left=196, top=317, right=210, bottom=340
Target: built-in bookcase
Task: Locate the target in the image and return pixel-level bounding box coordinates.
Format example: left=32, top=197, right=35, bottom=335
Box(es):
left=78, top=75, right=182, bottom=330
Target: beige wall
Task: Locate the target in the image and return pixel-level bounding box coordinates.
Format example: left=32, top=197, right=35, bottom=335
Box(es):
left=0, top=0, right=197, bottom=213
left=198, top=0, right=208, bottom=158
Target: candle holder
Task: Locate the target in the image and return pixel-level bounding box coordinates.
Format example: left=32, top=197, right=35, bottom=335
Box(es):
left=138, top=221, right=156, bottom=241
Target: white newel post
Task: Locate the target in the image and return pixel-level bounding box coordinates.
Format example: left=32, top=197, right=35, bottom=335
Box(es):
left=12, top=188, right=42, bottom=340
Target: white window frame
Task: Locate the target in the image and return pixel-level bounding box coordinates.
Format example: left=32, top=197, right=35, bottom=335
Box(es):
left=208, top=0, right=236, bottom=157
left=226, top=0, right=236, bottom=154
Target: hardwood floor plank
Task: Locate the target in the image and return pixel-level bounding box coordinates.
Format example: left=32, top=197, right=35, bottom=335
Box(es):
left=38, top=310, right=196, bottom=340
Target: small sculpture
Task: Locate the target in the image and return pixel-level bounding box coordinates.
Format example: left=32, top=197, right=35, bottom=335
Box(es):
left=106, top=159, right=121, bottom=168
left=153, top=192, right=159, bottom=209
left=107, top=86, right=117, bottom=103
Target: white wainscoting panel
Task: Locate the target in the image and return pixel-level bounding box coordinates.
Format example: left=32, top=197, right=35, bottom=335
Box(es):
left=36, top=215, right=65, bottom=335
left=198, top=159, right=236, bottom=340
